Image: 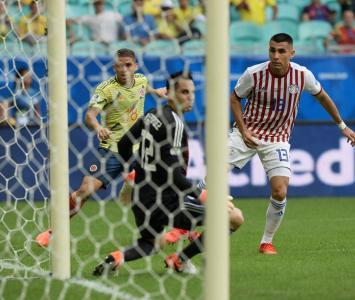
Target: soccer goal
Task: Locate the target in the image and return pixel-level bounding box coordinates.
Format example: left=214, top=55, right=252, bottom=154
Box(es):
left=0, top=0, right=230, bottom=299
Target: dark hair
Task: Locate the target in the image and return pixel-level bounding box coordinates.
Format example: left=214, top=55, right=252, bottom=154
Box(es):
left=115, top=48, right=136, bottom=61
left=166, top=71, right=193, bottom=91
left=270, top=33, right=293, bottom=45
left=15, top=67, right=30, bottom=79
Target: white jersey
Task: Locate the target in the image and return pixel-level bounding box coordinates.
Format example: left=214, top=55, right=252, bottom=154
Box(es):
left=234, top=61, right=322, bottom=142
left=78, top=11, right=123, bottom=43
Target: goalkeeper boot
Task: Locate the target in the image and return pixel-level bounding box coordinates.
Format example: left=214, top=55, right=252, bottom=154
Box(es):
left=188, top=230, right=201, bottom=241
left=164, top=228, right=201, bottom=244
left=259, top=243, right=277, bottom=255
left=35, top=229, right=52, bottom=248
left=164, top=228, right=188, bottom=244
left=93, top=251, right=124, bottom=276
left=165, top=254, right=198, bottom=274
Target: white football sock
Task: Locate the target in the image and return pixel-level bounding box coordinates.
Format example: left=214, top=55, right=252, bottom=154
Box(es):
left=196, top=178, right=207, bottom=192
left=261, top=197, right=287, bottom=244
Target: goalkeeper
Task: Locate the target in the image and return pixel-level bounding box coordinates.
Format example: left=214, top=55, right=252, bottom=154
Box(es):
left=93, top=71, right=244, bottom=275
left=35, top=48, right=166, bottom=247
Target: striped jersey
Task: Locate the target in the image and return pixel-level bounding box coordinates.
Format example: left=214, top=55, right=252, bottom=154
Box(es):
left=234, top=61, right=322, bottom=142
left=88, top=73, right=148, bottom=152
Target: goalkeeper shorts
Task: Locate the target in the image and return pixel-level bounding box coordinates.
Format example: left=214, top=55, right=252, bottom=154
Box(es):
left=132, top=194, right=204, bottom=240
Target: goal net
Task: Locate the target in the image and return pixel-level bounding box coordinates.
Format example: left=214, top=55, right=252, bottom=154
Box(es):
left=0, top=1, right=215, bottom=299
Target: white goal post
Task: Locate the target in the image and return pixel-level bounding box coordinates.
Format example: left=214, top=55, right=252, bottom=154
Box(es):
left=205, top=0, right=230, bottom=300
left=47, top=0, right=70, bottom=279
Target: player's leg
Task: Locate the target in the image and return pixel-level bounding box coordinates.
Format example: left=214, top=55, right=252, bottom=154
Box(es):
left=117, top=170, right=136, bottom=205
left=93, top=201, right=167, bottom=276
left=165, top=195, right=244, bottom=273
left=69, top=175, right=103, bottom=217
left=165, top=127, right=253, bottom=244
left=36, top=148, right=114, bottom=247
left=259, top=174, right=289, bottom=254
left=35, top=175, right=103, bottom=247
left=258, top=142, right=291, bottom=254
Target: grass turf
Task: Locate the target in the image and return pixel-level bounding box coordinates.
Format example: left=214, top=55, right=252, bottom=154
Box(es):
left=0, top=197, right=355, bottom=299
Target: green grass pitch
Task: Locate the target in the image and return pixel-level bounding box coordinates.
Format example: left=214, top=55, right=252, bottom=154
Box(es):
left=1, top=197, right=355, bottom=300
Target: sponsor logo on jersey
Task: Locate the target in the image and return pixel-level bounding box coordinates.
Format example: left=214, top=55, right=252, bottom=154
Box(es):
left=288, top=84, right=300, bottom=94
left=89, top=164, right=98, bottom=172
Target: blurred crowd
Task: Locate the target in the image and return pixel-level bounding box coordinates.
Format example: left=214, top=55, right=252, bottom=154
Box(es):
left=0, top=0, right=354, bottom=55
left=0, top=0, right=354, bottom=127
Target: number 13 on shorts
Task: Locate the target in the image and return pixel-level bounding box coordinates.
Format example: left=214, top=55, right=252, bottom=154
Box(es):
left=276, top=148, right=289, bottom=162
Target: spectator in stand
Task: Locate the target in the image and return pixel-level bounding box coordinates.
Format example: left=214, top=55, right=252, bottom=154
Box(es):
left=143, top=0, right=162, bottom=18
left=337, top=0, right=355, bottom=14
left=156, top=0, right=190, bottom=44
left=230, top=0, right=278, bottom=26
left=67, top=0, right=124, bottom=45
left=17, top=0, right=47, bottom=46
left=0, top=67, right=42, bottom=127
left=0, top=1, right=13, bottom=41
left=12, top=67, right=42, bottom=126
left=325, top=10, right=355, bottom=53
left=174, top=0, right=204, bottom=39
left=302, top=0, right=336, bottom=23
left=123, top=0, right=157, bottom=46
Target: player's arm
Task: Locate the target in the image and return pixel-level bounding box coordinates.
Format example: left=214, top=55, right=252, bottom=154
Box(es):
left=118, top=117, right=144, bottom=164
left=172, top=164, right=200, bottom=198
left=315, top=90, right=355, bottom=146
left=230, top=91, right=259, bottom=148
left=85, top=107, right=112, bottom=141
left=147, top=85, right=167, bottom=99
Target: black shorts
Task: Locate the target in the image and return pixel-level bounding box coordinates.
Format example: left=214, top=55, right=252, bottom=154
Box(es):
left=132, top=195, right=204, bottom=240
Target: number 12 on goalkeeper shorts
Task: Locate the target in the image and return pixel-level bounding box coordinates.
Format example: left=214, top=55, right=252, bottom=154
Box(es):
left=276, top=148, right=289, bottom=162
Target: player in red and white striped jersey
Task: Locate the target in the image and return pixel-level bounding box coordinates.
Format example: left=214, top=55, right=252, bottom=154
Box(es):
left=230, top=33, right=355, bottom=255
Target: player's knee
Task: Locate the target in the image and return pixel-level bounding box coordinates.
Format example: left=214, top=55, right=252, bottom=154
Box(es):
left=229, top=206, right=244, bottom=231
left=271, top=185, right=287, bottom=201
left=80, top=176, right=101, bottom=196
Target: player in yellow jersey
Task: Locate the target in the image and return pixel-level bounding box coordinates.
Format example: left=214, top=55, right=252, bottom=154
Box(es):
left=35, top=48, right=167, bottom=247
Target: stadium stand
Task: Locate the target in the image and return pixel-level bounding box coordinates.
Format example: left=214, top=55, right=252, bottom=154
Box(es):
left=143, top=39, right=181, bottom=56
left=181, top=38, right=205, bottom=56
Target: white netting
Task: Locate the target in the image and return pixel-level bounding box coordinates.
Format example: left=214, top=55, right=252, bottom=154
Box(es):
left=0, top=1, right=207, bottom=299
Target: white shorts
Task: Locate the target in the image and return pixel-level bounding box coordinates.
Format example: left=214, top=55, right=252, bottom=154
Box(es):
left=228, top=128, right=291, bottom=179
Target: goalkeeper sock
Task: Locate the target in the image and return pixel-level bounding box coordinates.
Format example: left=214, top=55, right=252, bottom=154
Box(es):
left=123, top=238, right=156, bottom=262
left=261, top=197, right=287, bottom=244
left=180, top=234, right=204, bottom=260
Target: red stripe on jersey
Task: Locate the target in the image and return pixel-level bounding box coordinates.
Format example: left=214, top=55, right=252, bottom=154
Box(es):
left=253, top=71, right=264, bottom=125
left=250, top=72, right=259, bottom=120
left=265, top=76, right=282, bottom=142
left=286, top=69, right=301, bottom=139
left=242, top=63, right=312, bottom=143
left=249, top=70, right=268, bottom=133
left=243, top=73, right=257, bottom=126
left=256, top=70, right=275, bottom=140
left=268, top=70, right=289, bottom=142
left=276, top=67, right=294, bottom=142
left=288, top=70, right=305, bottom=138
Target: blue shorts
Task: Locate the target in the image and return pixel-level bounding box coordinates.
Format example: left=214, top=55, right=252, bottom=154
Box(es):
left=88, top=147, right=124, bottom=188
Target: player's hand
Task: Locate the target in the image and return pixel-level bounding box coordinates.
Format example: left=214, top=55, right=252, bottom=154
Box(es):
left=342, top=127, right=355, bottom=147
left=241, top=129, right=259, bottom=149
left=96, top=126, right=112, bottom=141
left=154, top=87, right=168, bottom=99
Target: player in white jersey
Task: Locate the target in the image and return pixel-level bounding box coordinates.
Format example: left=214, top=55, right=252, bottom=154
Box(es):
left=229, top=33, right=355, bottom=254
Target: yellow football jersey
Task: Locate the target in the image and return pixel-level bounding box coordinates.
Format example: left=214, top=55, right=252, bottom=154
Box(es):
left=88, top=73, right=148, bottom=153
